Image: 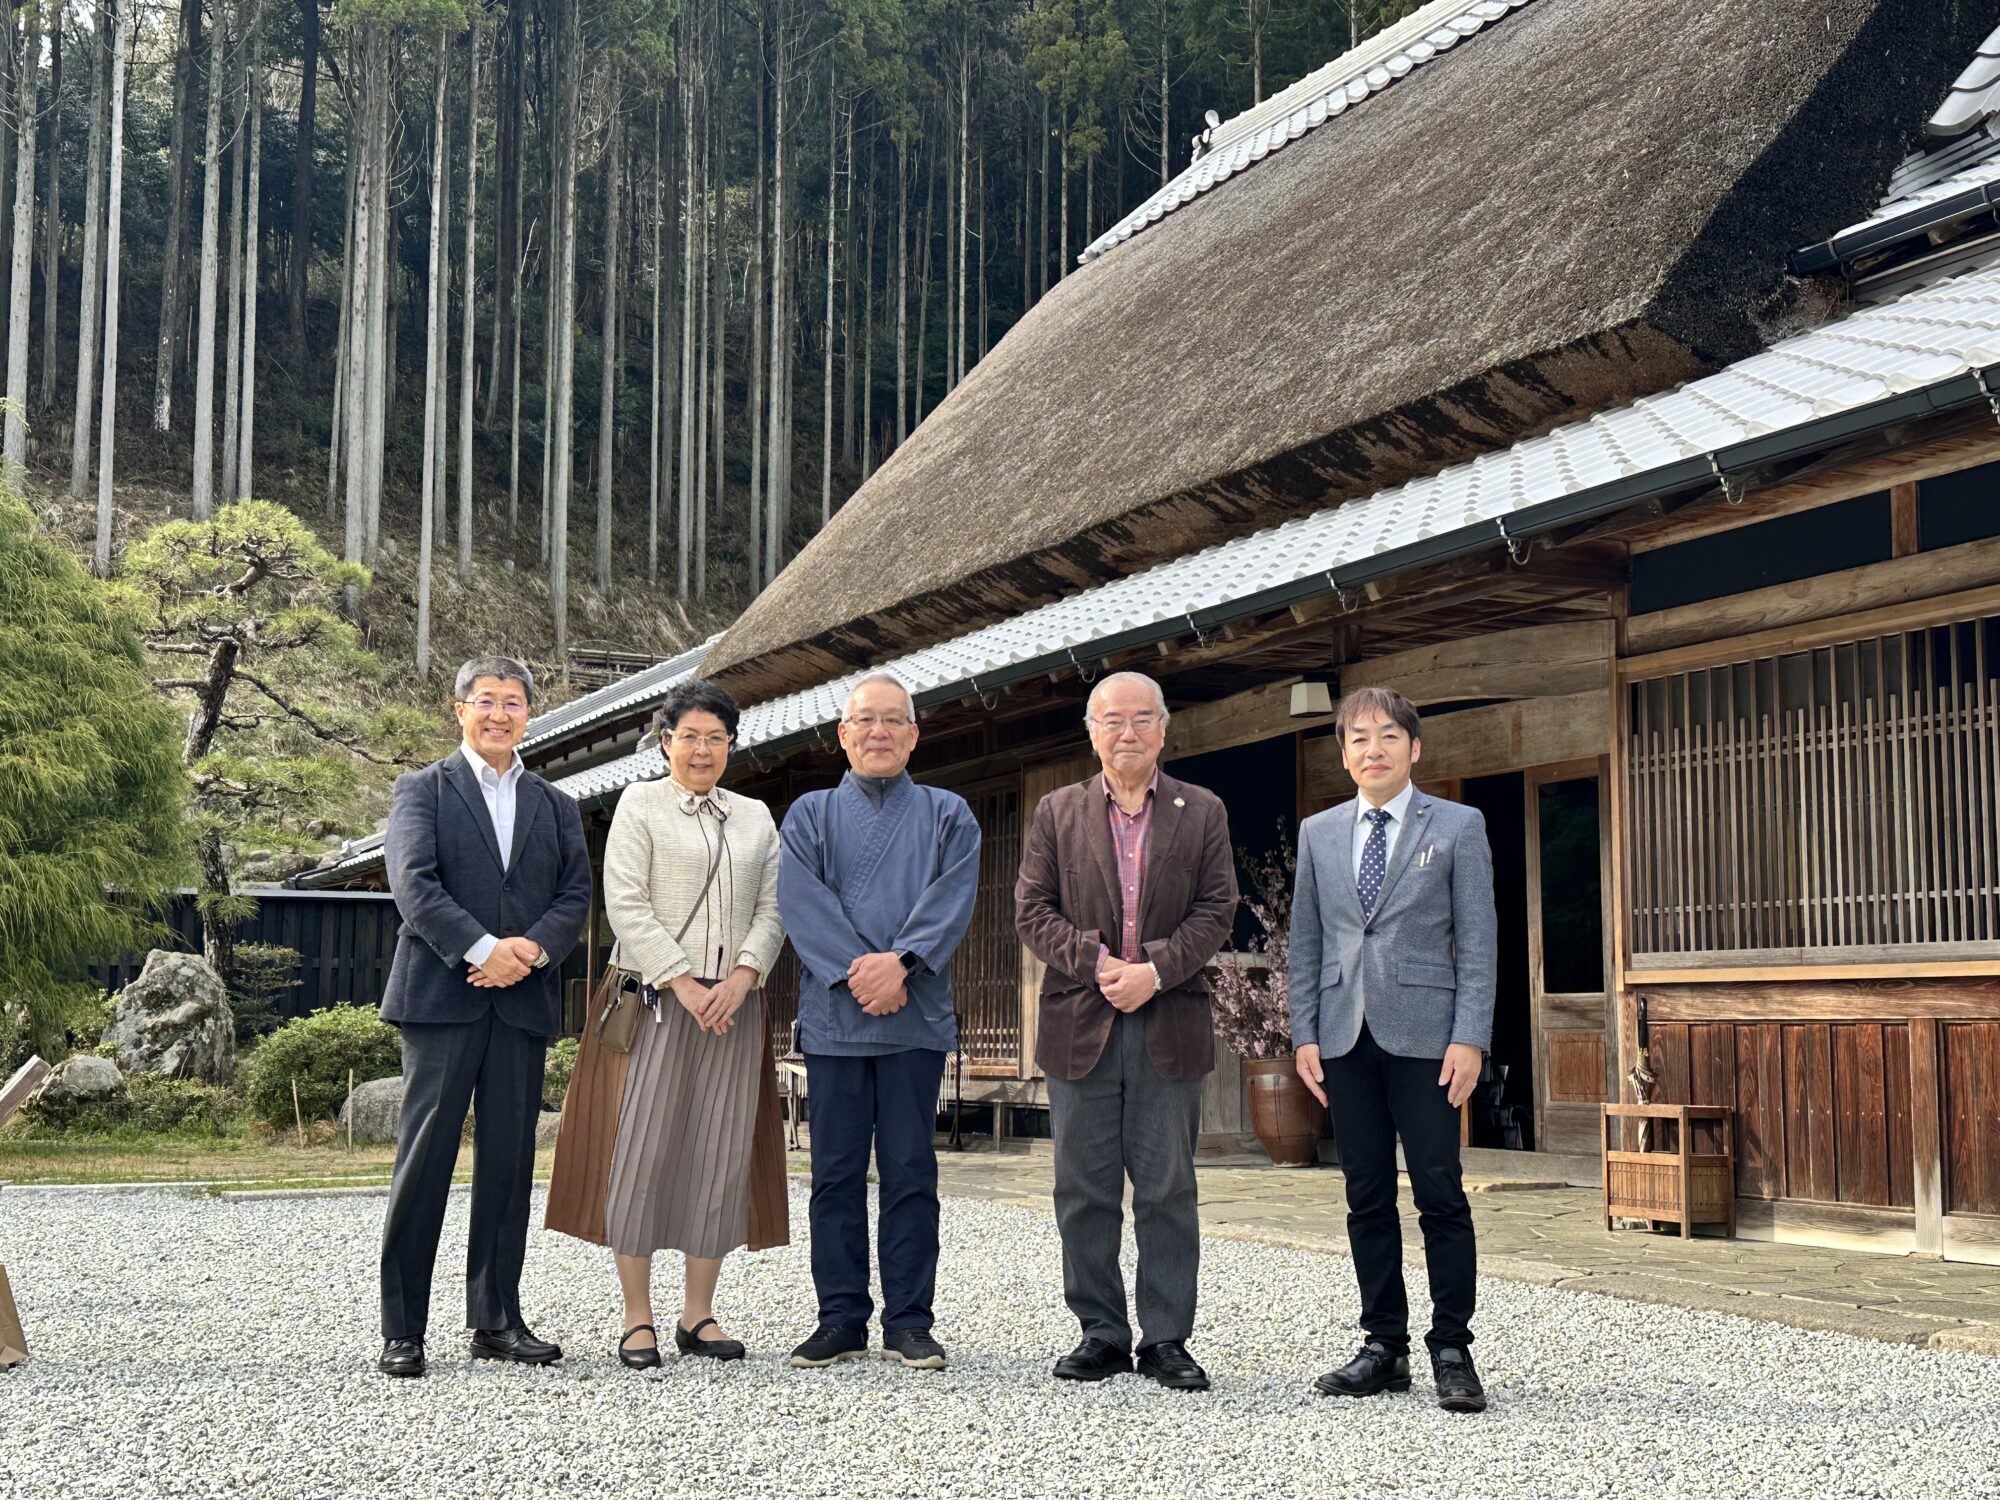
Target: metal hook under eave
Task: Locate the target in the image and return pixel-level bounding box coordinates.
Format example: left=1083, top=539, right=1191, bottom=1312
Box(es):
left=1068, top=648, right=1100, bottom=685
left=968, top=674, right=1001, bottom=712
left=1978, top=366, right=2000, bottom=425
left=1496, top=519, right=1536, bottom=566
left=1185, top=611, right=1211, bottom=647
left=1708, top=453, right=1747, bottom=506
left=1324, top=571, right=1361, bottom=615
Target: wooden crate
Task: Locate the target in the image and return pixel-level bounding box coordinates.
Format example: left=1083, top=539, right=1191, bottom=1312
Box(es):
left=1602, top=1103, right=1736, bottom=1239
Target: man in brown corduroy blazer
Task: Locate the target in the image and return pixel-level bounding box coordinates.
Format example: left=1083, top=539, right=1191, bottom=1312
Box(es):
left=1016, top=670, right=1237, bottom=1391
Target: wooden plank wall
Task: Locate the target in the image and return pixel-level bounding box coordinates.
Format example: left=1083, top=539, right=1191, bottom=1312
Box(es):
left=1647, top=1020, right=1914, bottom=1207
left=1943, top=1021, right=2000, bottom=1215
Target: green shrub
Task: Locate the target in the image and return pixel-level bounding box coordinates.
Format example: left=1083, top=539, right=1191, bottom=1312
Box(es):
left=242, top=1004, right=401, bottom=1127
left=543, top=1037, right=579, bottom=1110
left=126, top=1074, right=242, bottom=1134
left=229, top=944, right=302, bottom=1043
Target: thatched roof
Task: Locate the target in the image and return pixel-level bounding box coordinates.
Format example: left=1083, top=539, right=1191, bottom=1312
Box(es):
left=709, top=0, right=1997, bottom=703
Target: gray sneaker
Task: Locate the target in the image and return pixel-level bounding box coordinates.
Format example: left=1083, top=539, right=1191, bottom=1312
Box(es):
left=880, top=1327, right=948, bottom=1369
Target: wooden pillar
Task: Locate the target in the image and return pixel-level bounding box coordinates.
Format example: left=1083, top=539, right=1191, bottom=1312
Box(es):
left=1911, top=1016, right=1944, bottom=1257
left=1891, top=481, right=1920, bottom=559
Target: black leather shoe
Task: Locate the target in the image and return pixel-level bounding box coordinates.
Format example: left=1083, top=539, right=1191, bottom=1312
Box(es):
left=1431, top=1346, right=1487, bottom=1413
left=1136, top=1340, right=1211, bottom=1391
left=469, top=1324, right=564, bottom=1365
left=675, top=1317, right=746, bottom=1362
left=880, top=1328, right=948, bottom=1370
left=1313, top=1340, right=1411, bottom=1397
left=789, top=1324, right=869, bottom=1368
left=1052, top=1337, right=1134, bottom=1382
left=618, top=1324, right=662, bottom=1370
left=378, top=1338, right=426, bottom=1378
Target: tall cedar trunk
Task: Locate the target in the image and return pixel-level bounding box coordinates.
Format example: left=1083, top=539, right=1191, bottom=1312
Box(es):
left=287, top=0, right=316, bottom=346
left=703, top=19, right=722, bottom=603
left=762, top=6, right=786, bottom=585
left=93, top=0, right=129, bottom=577
left=860, top=165, right=873, bottom=481
left=1159, top=12, right=1169, bottom=185
left=361, top=66, right=387, bottom=567
left=977, top=148, right=986, bottom=361
left=36, top=4, right=57, bottom=412
left=893, top=134, right=905, bottom=446
left=840, top=99, right=853, bottom=464
left=956, top=45, right=968, bottom=387
left=190, top=0, right=230, bottom=518
left=153, top=0, right=201, bottom=433
left=221, top=21, right=246, bottom=505
left=675, top=45, right=695, bottom=597
left=658, top=95, right=679, bottom=588
left=820, top=84, right=834, bottom=525
left=944, top=79, right=955, bottom=395
left=692, top=71, right=709, bottom=600
left=914, top=137, right=932, bottom=429
left=488, top=0, right=521, bottom=429
left=549, top=1, right=581, bottom=665
left=2, top=0, right=40, bottom=471
left=1037, top=90, right=1048, bottom=297
left=236, top=6, right=262, bottom=501
left=325, top=145, right=355, bottom=521
left=746, top=15, right=765, bottom=593
left=70, top=1, right=108, bottom=499
left=339, top=29, right=375, bottom=613
left=416, top=34, right=447, bottom=679
left=595, top=76, right=622, bottom=595
left=1057, top=107, right=1068, bottom=282
left=0, top=0, right=14, bottom=321
left=647, top=99, right=661, bottom=584
left=456, top=24, right=479, bottom=581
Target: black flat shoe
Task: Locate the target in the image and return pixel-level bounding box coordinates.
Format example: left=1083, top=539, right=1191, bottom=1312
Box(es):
left=1136, top=1340, right=1210, bottom=1391
left=618, top=1324, right=662, bottom=1370
left=470, top=1324, right=564, bottom=1365
left=1431, top=1346, right=1488, bottom=1413
left=378, top=1338, right=426, bottom=1378
left=1052, top=1337, right=1133, bottom=1382
left=675, top=1317, right=746, bottom=1361
left=1315, top=1339, right=1411, bottom=1397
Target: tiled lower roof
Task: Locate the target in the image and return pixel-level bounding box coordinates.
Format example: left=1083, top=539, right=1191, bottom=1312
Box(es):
left=551, top=255, right=2000, bottom=808
left=1928, top=24, right=2000, bottom=138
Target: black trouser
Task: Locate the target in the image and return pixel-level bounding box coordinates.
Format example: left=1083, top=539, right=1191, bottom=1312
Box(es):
left=804, top=1049, right=946, bottom=1335
left=1325, top=1021, right=1475, bottom=1355
left=379, top=1012, right=548, bottom=1342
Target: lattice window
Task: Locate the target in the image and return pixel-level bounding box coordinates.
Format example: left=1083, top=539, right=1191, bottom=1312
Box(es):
left=1625, top=614, right=2000, bottom=965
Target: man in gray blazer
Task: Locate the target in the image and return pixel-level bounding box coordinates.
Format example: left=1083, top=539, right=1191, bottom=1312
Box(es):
left=376, top=656, right=591, bottom=1378
left=1287, top=686, right=1496, bottom=1412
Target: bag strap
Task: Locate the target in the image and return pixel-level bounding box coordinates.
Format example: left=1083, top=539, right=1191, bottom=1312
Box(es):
left=672, top=824, right=729, bottom=948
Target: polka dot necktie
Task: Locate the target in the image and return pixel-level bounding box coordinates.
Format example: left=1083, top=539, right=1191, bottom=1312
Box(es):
left=1358, top=808, right=1392, bottom=915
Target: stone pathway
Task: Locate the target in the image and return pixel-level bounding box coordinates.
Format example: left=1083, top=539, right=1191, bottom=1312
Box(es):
left=934, top=1146, right=2000, bottom=1356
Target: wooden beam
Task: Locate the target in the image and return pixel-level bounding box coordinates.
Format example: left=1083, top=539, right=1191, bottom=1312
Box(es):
left=0, top=1057, right=51, bottom=1129
left=1621, top=421, right=2000, bottom=554
left=1891, top=480, right=1921, bottom=558
left=1301, top=690, right=1610, bottom=809
left=1638, top=980, right=2000, bottom=1022
left=1165, top=677, right=1333, bottom=762
left=1625, top=536, right=2000, bottom=658
left=1622, top=580, right=2000, bottom=682
left=1910, top=1017, right=1944, bottom=1257
left=1340, top=619, right=1612, bottom=705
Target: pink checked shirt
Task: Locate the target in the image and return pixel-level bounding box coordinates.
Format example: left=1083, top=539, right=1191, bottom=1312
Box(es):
left=1100, top=770, right=1158, bottom=965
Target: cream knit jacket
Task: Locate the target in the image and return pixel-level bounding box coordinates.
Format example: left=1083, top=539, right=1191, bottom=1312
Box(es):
left=601, top=777, right=785, bottom=989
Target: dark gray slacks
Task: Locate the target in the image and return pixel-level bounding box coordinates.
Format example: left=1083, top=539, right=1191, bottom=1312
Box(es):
left=379, top=1012, right=548, bottom=1341
left=1046, top=1009, right=1205, bottom=1351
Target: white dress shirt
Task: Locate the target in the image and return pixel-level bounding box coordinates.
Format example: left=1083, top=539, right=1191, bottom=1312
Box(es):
left=1351, top=780, right=1416, bottom=882
left=461, top=743, right=525, bottom=969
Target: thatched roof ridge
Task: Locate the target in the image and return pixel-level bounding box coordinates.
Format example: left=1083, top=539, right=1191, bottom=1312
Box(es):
left=709, top=0, right=1997, bottom=703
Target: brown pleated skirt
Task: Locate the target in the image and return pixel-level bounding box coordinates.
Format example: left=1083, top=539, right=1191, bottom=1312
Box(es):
left=545, top=978, right=788, bottom=1253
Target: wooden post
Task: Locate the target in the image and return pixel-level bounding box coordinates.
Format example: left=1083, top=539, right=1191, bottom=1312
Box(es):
left=0, top=1265, right=27, bottom=1368
left=1677, top=1108, right=1693, bottom=1240
left=1891, top=480, right=1920, bottom=559
left=0, top=1057, right=51, bottom=1128
left=347, top=1067, right=356, bottom=1153
left=1910, top=1016, right=1944, bottom=1257
left=291, top=1075, right=306, bottom=1148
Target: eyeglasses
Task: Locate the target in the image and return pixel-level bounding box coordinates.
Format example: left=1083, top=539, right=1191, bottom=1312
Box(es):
left=669, top=731, right=734, bottom=751
left=1090, top=713, right=1162, bottom=736
left=461, top=697, right=529, bottom=717
left=844, top=714, right=912, bottom=731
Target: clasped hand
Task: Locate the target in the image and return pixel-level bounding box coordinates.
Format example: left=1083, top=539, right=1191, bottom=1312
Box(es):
left=672, top=967, right=756, bottom=1035
left=846, top=951, right=909, bottom=1017
left=1098, top=954, right=1157, bottom=1013
left=466, top=936, right=540, bottom=989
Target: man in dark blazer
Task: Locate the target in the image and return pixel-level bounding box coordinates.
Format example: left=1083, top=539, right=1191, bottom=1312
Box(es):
left=376, top=656, right=591, bottom=1378
left=1016, top=671, right=1237, bottom=1391
left=1287, top=686, right=1497, bottom=1413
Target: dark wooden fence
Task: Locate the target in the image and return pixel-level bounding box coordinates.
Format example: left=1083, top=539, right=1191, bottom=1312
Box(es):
left=88, top=887, right=400, bottom=1022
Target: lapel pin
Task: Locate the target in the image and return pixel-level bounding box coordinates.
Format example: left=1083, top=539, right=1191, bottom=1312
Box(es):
left=1173, top=797, right=1185, bottom=808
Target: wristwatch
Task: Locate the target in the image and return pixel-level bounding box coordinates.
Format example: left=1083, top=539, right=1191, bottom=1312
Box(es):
left=531, top=947, right=551, bottom=970
left=897, top=950, right=922, bottom=974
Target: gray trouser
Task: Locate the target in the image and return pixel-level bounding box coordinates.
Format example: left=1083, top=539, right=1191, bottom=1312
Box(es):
left=379, top=1012, right=548, bottom=1341
left=1046, top=1009, right=1204, bottom=1350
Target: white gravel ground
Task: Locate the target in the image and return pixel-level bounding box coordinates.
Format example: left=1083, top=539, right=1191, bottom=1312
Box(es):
left=2, top=1182, right=1997, bottom=1500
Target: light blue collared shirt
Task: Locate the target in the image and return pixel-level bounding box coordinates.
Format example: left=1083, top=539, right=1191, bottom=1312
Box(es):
left=1351, top=780, right=1416, bottom=883
left=460, top=743, right=525, bottom=968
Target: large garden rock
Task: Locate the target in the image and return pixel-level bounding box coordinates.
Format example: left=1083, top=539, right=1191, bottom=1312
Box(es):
left=338, top=1076, right=405, bottom=1144
left=33, top=1056, right=127, bottom=1119
left=104, top=951, right=236, bottom=1086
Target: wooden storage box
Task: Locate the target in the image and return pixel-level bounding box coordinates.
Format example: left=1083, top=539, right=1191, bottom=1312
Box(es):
left=1601, top=1103, right=1735, bottom=1239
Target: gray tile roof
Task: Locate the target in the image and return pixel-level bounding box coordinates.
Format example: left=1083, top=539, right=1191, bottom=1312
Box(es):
left=1929, top=24, right=2000, bottom=138
left=1080, top=0, right=1534, bottom=265
left=552, top=254, right=2000, bottom=808
left=518, top=637, right=717, bottom=753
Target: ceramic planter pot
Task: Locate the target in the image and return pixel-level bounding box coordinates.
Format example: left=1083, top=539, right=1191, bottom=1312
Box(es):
left=1243, top=1056, right=1325, bottom=1167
